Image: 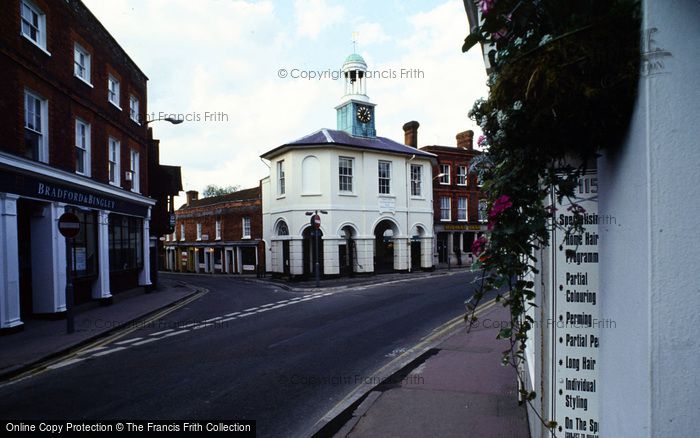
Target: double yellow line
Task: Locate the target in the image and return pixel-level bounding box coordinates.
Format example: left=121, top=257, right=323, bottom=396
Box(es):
left=1, top=286, right=207, bottom=387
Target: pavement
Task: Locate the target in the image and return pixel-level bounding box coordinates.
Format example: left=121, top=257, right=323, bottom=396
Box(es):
left=0, top=269, right=529, bottom=438
left=0, top=278, right=203, bottom=381
left=325, top=303, right=530, bottom=438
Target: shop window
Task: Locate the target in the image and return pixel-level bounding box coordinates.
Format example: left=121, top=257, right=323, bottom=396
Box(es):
left=108, top=214, right=143, bottom=271
left=71, top=209, right=98, bottom=279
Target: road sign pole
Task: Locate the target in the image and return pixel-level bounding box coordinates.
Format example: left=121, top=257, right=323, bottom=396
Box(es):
left=65, top=234, right=75, bottom=334
left=315, top=229, right=320, bottom=288
left=58, top=209, right=81, bottom=335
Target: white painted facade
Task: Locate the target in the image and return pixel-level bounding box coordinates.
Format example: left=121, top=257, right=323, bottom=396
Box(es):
left=262, top=145, right=435, bottom=276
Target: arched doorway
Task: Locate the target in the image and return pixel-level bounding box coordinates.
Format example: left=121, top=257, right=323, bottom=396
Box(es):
left=374, top=219, right=398, bottom=273
left=339, top=225, right=357, bottom=277
left=411, top=225, right=426, bottom=270
left=302, top=226, right=324, bottom=278
left=276, top=220, right=290, bottom=276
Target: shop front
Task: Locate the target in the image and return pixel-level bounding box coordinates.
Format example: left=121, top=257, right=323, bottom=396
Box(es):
left=0, top=160, right=155, bottom=331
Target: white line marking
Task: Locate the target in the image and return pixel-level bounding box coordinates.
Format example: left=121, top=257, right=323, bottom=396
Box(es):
left=92, top=347, right=127, bottom=357
left=179, top=322, right=199, bottom=328
left=133, top=338, right=159, bottom=346
left=275, top=300, right=291, bottom=304
left=161, top=329, right=190, bottom=338
left=219, top=316, right=238, bottom=323
left=321, top=293, right=334, bottom=296
left=202, top=316, right=222, bottom=323
left=150, top=329, right=174, bottom=337
left=193, top=324, right=213, bottom=330
left=47, top=358, right=85, bottom=370
left=238, top=313, right=254, bottom=318
left=81, top=346, right=108, bottom=354
left=224, top=312, right=241, bottom=317
left=268, top=304, right=288, bottom=309
left=115, top=337, right=143, bottom=345
left=260, top=303, right=276, bottom=308
left=243, top=307, right=258, bottom=312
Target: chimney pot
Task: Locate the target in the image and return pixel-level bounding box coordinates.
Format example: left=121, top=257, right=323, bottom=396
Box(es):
left=402, top=121, right=420, bottom=148
left=456, top=130, right=474, bottom=150
left=186, top=190, right=199, bottom=205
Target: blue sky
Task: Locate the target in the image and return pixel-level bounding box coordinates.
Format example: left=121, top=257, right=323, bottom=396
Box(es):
left=83, top=0, right=488, bottom=206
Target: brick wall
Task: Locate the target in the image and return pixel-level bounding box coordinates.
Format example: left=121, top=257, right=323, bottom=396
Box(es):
left=421, top=146, right=483, bottom=225
left=171, top=188, right=265, bottom=266
left=0, top=0, right=149, bottom=194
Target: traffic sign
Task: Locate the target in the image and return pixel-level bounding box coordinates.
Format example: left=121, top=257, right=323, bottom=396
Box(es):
left=58, top=212, right=80, bottom=238
left=311, top=214, right=321, bottom=228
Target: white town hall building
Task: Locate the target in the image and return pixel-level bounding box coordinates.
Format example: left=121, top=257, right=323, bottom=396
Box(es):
left=261, top=53, right=436, bottom=278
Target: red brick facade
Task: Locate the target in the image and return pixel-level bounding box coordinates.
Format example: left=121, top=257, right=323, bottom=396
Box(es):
left=419, top=129, right=486, bottom=265
left=0, top=0, right=149, bottom=192
left=164, top=187, right=265, bottom=274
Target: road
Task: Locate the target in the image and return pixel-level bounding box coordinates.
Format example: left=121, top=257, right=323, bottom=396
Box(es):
left=0, top=271, right=486, bottom=437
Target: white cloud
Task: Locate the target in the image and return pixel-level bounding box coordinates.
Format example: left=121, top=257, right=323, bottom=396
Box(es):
left=294, top=0, right=345, bottom=39
left=354, top=22, right=390, bottom=45
left=82, top=0, right=488, bottom=208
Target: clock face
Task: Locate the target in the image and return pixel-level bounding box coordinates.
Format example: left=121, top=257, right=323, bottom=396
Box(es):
left=357, top=106, right=372, bottom=123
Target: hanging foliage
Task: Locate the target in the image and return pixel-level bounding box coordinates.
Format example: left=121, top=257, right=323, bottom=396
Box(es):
left=462, top=0, right=640, bottom=431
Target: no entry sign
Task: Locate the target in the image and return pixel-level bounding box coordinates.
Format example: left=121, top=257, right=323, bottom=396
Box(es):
left=58, top=212, right=80, bottom=238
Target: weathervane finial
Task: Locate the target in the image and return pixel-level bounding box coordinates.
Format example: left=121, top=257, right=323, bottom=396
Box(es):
left=351, top=31, right=358, bottom=53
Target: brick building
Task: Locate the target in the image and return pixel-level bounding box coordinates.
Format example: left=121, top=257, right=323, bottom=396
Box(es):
left=0, top=0, right=178, bottom=332
left=164, top=187, right=264, bottom=275
left=418, top=126, right=487, bottom=266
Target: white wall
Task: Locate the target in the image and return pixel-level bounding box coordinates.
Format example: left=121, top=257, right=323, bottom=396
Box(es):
left=262, top=146, right=435, bottom=274
left=598, top=1, right=700, bottom=436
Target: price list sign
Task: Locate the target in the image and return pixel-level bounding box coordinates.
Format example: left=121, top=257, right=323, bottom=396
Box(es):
left=551, top=172, right=600, bottom=438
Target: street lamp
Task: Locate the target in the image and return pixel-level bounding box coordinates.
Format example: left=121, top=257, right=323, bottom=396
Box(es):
left=146, top=116, right=184, bottom=125
left=305, top=210, right=328, bottom=287
left=144, top=116, right=183, bottom=290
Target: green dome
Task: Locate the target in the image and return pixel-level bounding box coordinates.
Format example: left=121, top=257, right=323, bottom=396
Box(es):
left=344, top=53, right=366, bottom=64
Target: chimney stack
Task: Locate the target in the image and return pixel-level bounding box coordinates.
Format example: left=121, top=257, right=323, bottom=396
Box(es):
left=456, top=130, right=474, bottom=150
left=186, top=190, right=199, bottom=205
left=403, top=121, right=420, bottom=148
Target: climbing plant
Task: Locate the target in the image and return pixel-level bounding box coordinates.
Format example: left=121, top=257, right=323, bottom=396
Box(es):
left=462, top=0, right=640, bottom=432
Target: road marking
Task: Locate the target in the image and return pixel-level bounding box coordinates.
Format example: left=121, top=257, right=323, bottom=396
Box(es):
left=179, top=322, right=199, bottom=328
left=161, top=329, right=190, bottom=338
left=260, top=303, right=277, bottom=308
left=92, top=347, right=127, bottom=357
left=202, top=316, right=222, bottom=323
left=219, top=316, right=238, bottom=323
left=115, top=337, right=143, bottom=345
left=150, top=329, right=174, bottom=337
left=193, top=323, right=213, bottom=330
left=238, top=312, right=254, bottom=318
left=309, top=296, right=500, bottom=437
left=242, top=307, right=258, bottom=312
left=81, top=346, right=108, bottom=354
left=132, top=338, right=159, bottom=346
left=47, top=358, right=85, bottom=370
left=224, top=311, right=241, bottom=317
left=275, top=300, right=291, bottom=304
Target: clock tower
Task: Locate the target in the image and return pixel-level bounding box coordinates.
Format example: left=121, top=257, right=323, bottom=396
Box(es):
left=335, top=53, right=376, bottom=138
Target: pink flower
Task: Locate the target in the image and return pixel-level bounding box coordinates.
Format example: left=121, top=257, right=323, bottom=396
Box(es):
left=544, top=205, right=557, bottom=215
left=471, top=235, right=488, bottom=256
left=489, top=195, right=513, bottom=219
left=478, top=0, right=496, bottom=14
left=477, top=135, right=487, bottom=147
